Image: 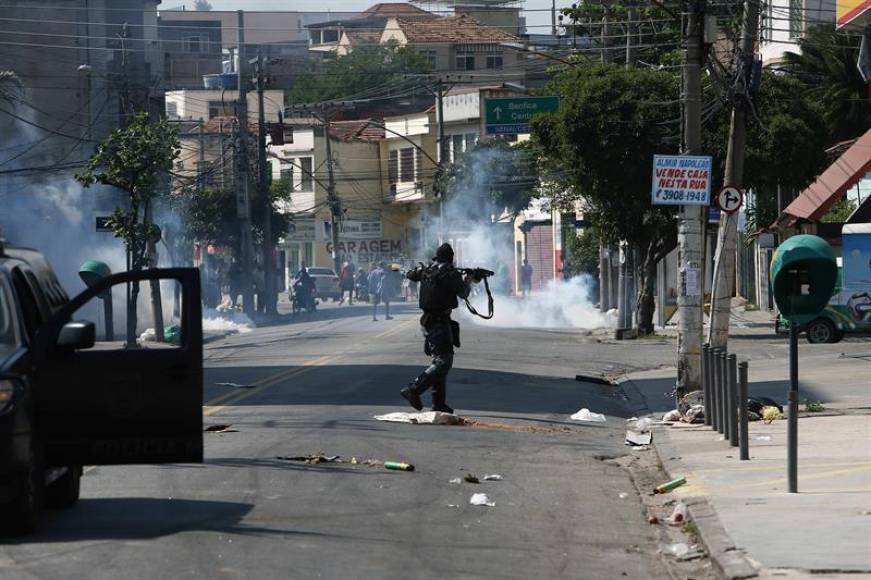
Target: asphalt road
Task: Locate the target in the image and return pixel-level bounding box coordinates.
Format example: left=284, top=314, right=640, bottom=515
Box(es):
left=1, top=300, right=682, bottom=580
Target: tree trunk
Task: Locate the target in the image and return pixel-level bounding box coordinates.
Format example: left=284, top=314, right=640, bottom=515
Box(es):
left=145, top=202, right=165, bottom=343
left=636, top=241, right=658, bottom=335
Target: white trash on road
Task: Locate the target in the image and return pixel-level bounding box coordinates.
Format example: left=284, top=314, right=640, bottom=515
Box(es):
left=470, top=493, right=495, bottom=507
left=570, top=408, right=607, bottom=422
left=373, top=411, right=461, bottom=425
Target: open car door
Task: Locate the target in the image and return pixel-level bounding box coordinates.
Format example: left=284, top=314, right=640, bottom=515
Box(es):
left=33, top=268, right=203, bottom=467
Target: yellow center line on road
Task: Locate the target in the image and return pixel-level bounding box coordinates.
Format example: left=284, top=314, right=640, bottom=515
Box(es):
left=204, top=355, right=339, bottom=417
left=204, top=355, right=334, bottom=408
left=375, top=318, right=416, bottom=340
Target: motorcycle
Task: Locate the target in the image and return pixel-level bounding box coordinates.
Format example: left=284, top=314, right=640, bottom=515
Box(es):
left=354, top=276, right=369, bottom=303
left=291, top=280, right=318, bottom=314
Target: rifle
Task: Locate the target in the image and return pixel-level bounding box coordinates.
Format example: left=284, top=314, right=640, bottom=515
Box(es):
left=456, top=268, right=495, bottom=320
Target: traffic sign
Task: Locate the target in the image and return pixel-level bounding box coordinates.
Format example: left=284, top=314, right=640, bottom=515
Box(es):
left=715, top=185, right=743, bottom=214
left=651, top=155, right=713, bottom=205
left=484, top=96, right=559, bottom=135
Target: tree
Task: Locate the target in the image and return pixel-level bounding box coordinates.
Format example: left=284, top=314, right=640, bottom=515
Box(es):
left=783, top=25, right=871, bottom=143
left=77, top=112, right=181, bottom=347
left=287, top=42, right=432, bottom=104
left=532, top=63, right=681, bottom=334
left=563, top=228, right=600, bottom=278
left=193, top=0, right=213, bottom=10
left=442, top=139, right=539, bottom=221
left=703, top=71, right=829, bottom=232
left=820, top=198, right=857, bottom=223
left=182, top=176, right=293, bottom=259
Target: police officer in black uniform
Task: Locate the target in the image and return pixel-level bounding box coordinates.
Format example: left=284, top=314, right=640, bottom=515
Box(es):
left=400, top=243, right=480, bottom=413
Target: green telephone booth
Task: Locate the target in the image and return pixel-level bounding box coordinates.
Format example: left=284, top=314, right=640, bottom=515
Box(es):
left=770, top=235, right=838, bottom=320
left=78, top=260, right=114, bottom=340
left=769, top=234, right=838, bottom=494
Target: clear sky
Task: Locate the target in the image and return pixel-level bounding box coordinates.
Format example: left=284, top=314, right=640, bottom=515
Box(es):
left=165, top=1, right=577, bottom=33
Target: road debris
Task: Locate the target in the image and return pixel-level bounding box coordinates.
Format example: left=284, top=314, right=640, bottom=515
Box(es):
left=654, top=476, right=687, bottom=494
left=469, top=493, right=495, bottom=507
left=374, top=411, right=461, bottom=425
left=215, top=382, right=255, bottom=389
left=449, top=477, right=463, bottom=485
left=648, top=515, right=659, bottom=525
left=276, top=454, right=341, bottom=464
left=625, top=430, right=653, bottom=446
left=570, top=408, right=607, bottom=422
left=660, top=542, right=690, bottom=558
left=628, top=417, right=654, bottom=432
left=662, top=409, right=682, bottom=422
left=618, top=492, right=629, bottom=499
left=482, top=474, right=503, bottom=481
left=667, top=502, right=687, bottom=525
left=204, top=424, right=236, bottom=433
left=747, top=396, right=783, bottom=414
left=384, top=461, right=415, bottom=471
left=458, top=418, right=574, bottom=434
left=464, top=473, right=480, bottom=484
left=754, top=434, right=772, bottom=441
left=763, top=406, right=784, bottom=423
left=447, top=504, right=459, bottom=508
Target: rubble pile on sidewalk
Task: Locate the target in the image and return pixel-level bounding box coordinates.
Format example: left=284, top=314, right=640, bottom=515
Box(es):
left=659, top=391, right=786, bottom=424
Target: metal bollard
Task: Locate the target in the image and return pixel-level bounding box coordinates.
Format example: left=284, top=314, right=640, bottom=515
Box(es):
left=710, top=348, right=720, bottom=432
left=739, top=361, right=749, bottom=460
left=713, top=350, right=722, bottom=433
left=728, top=354, right=739, bottom=447
left=702, top=345, right=712, bottom=426
left=718, top=351, right=728, bottom=436
left=714, top=348, right=726, bottom=434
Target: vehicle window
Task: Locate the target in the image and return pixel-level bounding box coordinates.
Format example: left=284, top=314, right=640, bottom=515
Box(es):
left=0, top=277, right=16, bottom=346
left=69, top=277, right=187, bottom=351
left=11, top=269, right=42, bottom=341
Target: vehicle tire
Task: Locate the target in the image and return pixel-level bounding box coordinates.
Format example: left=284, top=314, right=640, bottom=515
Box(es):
left=45, top=465, right=81, bottom=509
left=806, top=318, right=836, bottom=344
left=0, top=445, right=44, bottom=535
left=832, top=328, right=845, bottom=343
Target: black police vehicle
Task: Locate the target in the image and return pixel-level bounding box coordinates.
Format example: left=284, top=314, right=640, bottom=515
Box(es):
left=0, top=242, right=204, bottom=534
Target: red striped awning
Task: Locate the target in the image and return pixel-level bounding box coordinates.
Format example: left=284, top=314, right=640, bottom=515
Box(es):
left=779, top=129, right=871, bottom=225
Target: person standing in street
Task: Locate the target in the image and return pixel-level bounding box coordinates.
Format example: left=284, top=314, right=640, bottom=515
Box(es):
left=520, top=258, right=533, bottom=298
left=368, top=262, right=386, bottom=321
left=400, top=243, right=479, bottom=414
left=339, top=261, right=355, bottom=305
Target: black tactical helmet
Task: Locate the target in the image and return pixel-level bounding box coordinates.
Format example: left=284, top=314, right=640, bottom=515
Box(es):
left=434, top=242, right=454, bottom=263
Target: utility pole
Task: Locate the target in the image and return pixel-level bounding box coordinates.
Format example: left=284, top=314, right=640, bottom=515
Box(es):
left=256, top=50, right=277, bottom=315
left=436, top=78, right=447, bottom=243
left=235, top=9, right=256, bottom=318
left=707, top=0, right=760, bottom=348
left=675, top=0, right=706, bottom=400
left=323, top=117, right=341, bottom=275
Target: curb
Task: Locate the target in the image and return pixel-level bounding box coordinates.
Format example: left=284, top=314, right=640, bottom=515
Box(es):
left=619, top=375, right=759, bottom=580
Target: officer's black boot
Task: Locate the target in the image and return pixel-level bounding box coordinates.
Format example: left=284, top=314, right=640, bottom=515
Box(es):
left=431, top=379, right=454, bottom=414
left=399, top=381, right=423, bottom=411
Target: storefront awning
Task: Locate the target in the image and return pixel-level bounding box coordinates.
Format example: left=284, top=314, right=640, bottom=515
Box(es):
left=778, top=129, right=871, bottom=226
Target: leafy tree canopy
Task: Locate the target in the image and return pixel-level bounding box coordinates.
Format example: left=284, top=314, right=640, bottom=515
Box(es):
left=783, top=25, right=871, bottom=143
left=532, top=62, right=680, bottom=247
left=703, top=71, right=829, bottom=231
left=287, top=42, right=432, bottom=105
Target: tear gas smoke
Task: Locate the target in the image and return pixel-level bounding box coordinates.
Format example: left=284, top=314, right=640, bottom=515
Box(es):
left=439, top=145, right=614, bottom=330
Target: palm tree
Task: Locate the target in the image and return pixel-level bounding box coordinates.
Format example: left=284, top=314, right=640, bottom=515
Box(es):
left=783, top=25, right=871, bottom=143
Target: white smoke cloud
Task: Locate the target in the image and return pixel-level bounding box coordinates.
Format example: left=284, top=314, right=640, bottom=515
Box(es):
left=442, top=144, right=613, bottom=331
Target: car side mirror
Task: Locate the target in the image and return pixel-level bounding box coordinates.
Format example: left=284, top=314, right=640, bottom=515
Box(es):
left=57, top=321, right=96, bottom=350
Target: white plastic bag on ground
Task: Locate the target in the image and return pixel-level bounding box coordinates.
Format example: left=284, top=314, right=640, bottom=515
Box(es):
left=662, top=409, right=682, bottom=422
left=570, top=408, right=606, bottom=422
left=470, top=493, right=495, bottom=507
left=374, top=411, right=461, bottom=425
left=482, top=474, right=503, bottom=481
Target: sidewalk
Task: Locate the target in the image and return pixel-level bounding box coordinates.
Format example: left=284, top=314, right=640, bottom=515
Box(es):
left=623, top=354, right=871, bottom=578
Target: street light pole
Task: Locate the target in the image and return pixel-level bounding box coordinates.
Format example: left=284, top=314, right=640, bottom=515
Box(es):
left=235, top=10, right=256, bottom=318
